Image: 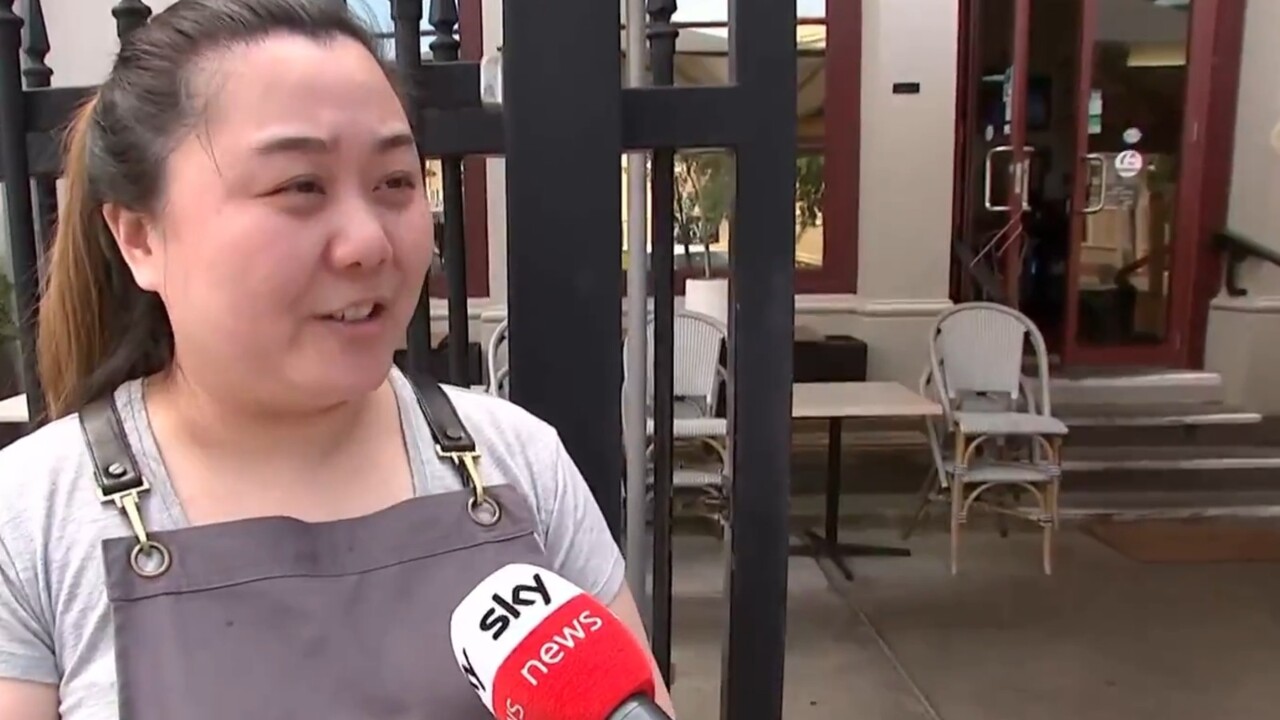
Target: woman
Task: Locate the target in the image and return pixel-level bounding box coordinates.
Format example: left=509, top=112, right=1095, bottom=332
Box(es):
left=0, top=1, right=673, bottom=718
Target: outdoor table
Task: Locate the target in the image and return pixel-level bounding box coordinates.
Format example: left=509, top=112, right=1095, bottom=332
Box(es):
left=790, top=381, right=943, bottom=580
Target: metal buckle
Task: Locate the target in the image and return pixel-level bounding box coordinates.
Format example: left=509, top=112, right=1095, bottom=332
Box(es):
left=436, top=447, right=501, bottom=526
left=96, top=474, right=170, bottom=578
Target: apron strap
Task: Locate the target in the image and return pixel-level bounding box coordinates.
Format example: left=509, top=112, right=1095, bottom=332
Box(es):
left=404, top=374, right=501, bottom=527
left=80, top=394, right=171, bottom=578
left=78, top=372, right=501, bottom=580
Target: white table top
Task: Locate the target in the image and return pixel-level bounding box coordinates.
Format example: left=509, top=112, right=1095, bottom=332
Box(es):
left=0, top=394, right=28, bottom=425
left=792, top=382, right=942, bottom=420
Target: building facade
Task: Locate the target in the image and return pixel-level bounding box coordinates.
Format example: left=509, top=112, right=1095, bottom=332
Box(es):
left=7, top=0, right=1280, bottom=409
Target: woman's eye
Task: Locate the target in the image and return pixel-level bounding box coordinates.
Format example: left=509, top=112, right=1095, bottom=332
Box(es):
left=282, top=178, right=324, bottom=195
left=379, top=173, right=419, bottom=191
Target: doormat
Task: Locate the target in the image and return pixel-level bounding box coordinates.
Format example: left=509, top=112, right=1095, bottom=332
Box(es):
left=1084, top=518, right=1280, bottom=563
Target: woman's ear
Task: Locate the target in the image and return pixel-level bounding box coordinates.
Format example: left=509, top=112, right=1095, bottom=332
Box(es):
left=102, top=203, right=165, bottom=293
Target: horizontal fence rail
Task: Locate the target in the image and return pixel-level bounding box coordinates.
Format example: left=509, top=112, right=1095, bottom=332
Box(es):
left=6, top=85, right=751, bottom=179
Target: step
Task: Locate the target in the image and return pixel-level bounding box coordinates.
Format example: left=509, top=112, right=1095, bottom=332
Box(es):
left=1033, top=369, right=1225, bottom=406
left=1063, top=445, right=1280, bottom=472
left=1056, top=489, right=1280, bottom=522
left=792, top=491, right=1280, bottom=528
left=1058, top=504, right=1280, bottom=521
left=1055, top=402, right=1261, bottom=428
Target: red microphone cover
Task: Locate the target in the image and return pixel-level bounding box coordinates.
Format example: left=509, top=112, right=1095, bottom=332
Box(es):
left=451, top=563, right=657, bottom=720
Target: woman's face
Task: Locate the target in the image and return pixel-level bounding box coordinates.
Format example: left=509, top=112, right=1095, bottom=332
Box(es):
left=121, top=34, right=432, bottom=408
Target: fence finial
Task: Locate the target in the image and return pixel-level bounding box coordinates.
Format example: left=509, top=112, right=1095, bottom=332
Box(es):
left=112, top=0, right=152, bottom=41
left=646, top=0, right=677, bottom=25
left=428, top=0, right=460, bottom=62
left=20, top=0, right=50, bottom=88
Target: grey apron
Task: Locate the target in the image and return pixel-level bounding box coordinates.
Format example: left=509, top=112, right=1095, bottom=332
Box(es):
left=80, top=377, right=548, bottom=719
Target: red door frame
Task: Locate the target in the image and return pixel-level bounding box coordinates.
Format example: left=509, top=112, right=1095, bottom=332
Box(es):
left=950, top=0, right=1032, bottom=309
left=1057, top=0, right=1245, bottom=367
left=1002, top=0, right=1032, bottom=305
left=949, top=0, right=981, bottom=304
left=1185, top=0, right=1248, bottom=369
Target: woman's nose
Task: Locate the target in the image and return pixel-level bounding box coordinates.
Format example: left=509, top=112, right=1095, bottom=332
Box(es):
left=329, top=202, right=393, bottom=269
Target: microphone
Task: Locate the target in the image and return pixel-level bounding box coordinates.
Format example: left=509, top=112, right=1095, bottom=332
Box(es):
left=449, top=563, right=672, bottom=720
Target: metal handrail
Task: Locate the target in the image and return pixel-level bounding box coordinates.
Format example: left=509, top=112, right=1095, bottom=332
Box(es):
left=1212, top=230, right=1280, bottom=297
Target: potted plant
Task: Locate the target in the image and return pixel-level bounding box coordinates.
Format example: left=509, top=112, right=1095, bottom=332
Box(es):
left=674, top=151, right=733, bottom=278
left=673, top=151, right=826, bottom=324
left=673, top=151, right=826, bottom=272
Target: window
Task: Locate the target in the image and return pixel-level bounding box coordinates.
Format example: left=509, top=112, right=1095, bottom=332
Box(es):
left=620, top=0, right=861, bottom=293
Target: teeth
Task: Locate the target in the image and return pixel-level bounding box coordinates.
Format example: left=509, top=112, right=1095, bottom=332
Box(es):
left=329, top=303, right=375, bottom=322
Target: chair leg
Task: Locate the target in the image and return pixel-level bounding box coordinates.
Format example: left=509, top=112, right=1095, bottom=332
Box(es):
left=901, top=467, right=940, bottom=540
left=1041, top=478, right=1059, bottom=575
left=1043, top=439, right=1063, bottom=575
left=951, top=432, right=967, bottom=575
left=950, top=478, right=963, bottom=575
left=1051, top=438, right=1063, bottom=530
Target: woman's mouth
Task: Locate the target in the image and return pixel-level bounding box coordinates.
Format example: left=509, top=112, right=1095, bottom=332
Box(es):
left=322, top=302, right=387, bottom=323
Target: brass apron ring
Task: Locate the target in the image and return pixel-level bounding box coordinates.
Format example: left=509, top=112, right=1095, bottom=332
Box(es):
left=129, top=539, right=173, bottom=578
left=437, top=447, right=502, bottom=527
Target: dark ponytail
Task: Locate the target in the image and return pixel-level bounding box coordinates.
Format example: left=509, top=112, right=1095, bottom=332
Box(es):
left=37, top=96, right=138, bottom=418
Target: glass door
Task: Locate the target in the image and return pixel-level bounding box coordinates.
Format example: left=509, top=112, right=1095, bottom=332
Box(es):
left=953, top=0, right=1035, bottom=308
left=1062, top=0, right=1194, bottom=365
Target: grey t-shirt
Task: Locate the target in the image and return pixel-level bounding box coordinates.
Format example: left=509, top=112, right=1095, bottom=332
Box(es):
left=0, top=368, right=625, bottom=719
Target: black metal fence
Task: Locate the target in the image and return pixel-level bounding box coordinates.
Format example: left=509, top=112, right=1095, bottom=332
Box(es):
left=0, top=0, right=796, bottom=716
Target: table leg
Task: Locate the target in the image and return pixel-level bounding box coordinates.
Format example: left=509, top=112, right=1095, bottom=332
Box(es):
left=791, top=417, right=911, bottom=580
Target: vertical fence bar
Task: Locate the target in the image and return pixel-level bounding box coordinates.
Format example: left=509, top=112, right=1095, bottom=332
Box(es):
left=0, top=1, right=42, bottom=426
left=720, top=0, right=796, bottom=716
left=645, top=0, right=677, bottom=686
left=392, top=0, right=434, bottom=380
left=429, top=0, right=470, bottom=386
left=504, top=0, right=624, bottom=537
left=21, top=0, right=55, bottom=276
left=621, top=0, right=651, bottom=631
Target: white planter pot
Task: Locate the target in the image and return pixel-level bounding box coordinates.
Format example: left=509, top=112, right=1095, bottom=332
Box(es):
left=683, top=277, right=729, bottom=327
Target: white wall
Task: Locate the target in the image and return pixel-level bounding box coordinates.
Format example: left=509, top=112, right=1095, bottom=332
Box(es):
left=1222, top=0, right=1280, bottom=292
left=855, top=0, right=956, bottom=302
left=1203, top=0, right=1280, bottom=412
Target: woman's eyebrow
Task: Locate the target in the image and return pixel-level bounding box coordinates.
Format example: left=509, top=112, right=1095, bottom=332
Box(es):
left=250, top=130, right=416, bottom=156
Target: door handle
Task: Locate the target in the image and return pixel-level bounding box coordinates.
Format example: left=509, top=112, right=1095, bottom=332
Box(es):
left=1082, top=154, right=1107, bottom=214
left=1015, top=152, right=1032, bottom=211
left=984, top=146, right=1013, bottom=211
left=984, top=145, right=1035, bottom=211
